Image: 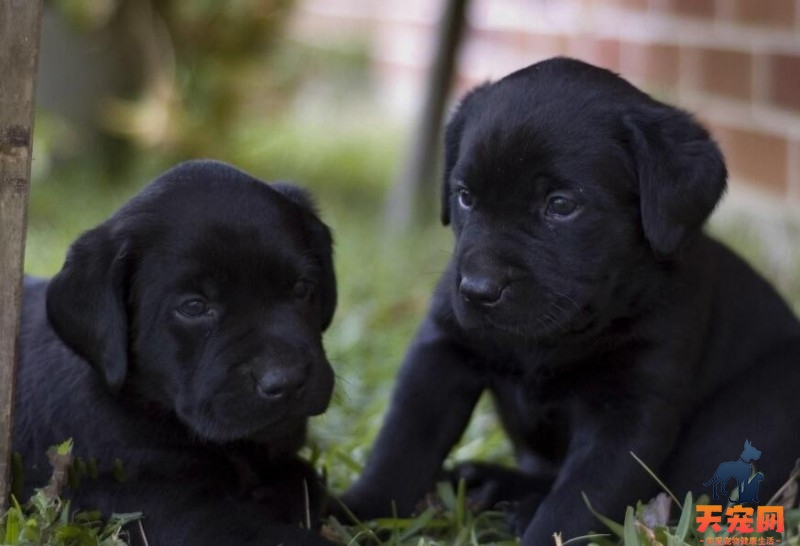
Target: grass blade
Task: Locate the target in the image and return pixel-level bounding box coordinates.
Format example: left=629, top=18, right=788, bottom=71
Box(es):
left=630, top=451, right=682, bottom=510
left=398, top=507, right=437, bottom=542
left=437, top=482, right=457, bottom=513
left=669, top=491, right=693, bottom=545
left=623, top=506, right=640, bottom=546
left=455, top=478, right=468, bottom=529
left=582, top=492, right=624, bottom=538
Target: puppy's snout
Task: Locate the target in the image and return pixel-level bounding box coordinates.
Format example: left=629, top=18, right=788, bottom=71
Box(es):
left=459, top=276, right=505, bottom=306
left=254, top=365, right=308, bottom=401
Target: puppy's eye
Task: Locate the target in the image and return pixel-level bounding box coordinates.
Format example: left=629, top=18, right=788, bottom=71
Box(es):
left=545, top=196, right=579, bottom=218
left=177, top=298, right=209, bottom=318
left=293, top=279, right=315, bottom=300
left=456, top=187, right=474, bottom=210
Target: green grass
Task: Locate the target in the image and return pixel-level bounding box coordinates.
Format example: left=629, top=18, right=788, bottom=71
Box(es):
left=1, top=441, right=141, bottom=546
left=20, top=113, right=800, bottom=545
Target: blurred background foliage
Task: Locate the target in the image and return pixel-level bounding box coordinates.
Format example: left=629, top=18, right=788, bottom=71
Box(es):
left=21, top=1, right=800, bottom=543
left=38, top=0, right=342, bottom=165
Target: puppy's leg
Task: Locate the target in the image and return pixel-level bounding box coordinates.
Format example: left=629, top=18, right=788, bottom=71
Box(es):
left=521, top=398, right=681, bottom=545
left=340, top=317, right=484, bottom=519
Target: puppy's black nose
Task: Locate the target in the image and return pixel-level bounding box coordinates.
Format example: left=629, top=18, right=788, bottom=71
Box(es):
left=255, top=367, right=307, bottom=401
left=459, top=276, right=504, bottom=306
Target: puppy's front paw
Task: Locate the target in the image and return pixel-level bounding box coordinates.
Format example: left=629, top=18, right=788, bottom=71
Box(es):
left=449, top=461, right=552, bottom=511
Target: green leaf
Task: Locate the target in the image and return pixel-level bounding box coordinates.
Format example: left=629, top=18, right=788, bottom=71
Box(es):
left=108, top=511, right=143, bottom=527
left=56, top=438, right=74, bottom=456
left=669, top=492, right=693, bottom=545
left=623, top=506, right=640, bottom=546
left=437, top=481, right=457, bottom=513
left=455, top=478, right=468, bottom=529
left=398, top=507, right=437, bottom=542
left=4, top=505, right=22, bottom=543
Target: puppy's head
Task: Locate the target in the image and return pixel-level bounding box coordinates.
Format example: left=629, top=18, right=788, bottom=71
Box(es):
left=47, top=160, right=336, bottom=444
left=441, top=57, right=726, bottom=339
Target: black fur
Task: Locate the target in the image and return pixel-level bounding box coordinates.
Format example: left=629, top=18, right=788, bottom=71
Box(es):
left=15, top=160, right=336, bottom=545
left=342, top=58, right=800, bottom=543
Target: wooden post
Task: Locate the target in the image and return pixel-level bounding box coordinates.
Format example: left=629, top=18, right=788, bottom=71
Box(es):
left=0, top=0, right=45, bottom=510
left=385, top=0, right=469, bottom=232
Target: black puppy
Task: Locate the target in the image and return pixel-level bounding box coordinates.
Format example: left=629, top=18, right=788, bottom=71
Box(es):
left=342, top=58, right=800, bottom=543
left=15, top=160, right=336, bottom=545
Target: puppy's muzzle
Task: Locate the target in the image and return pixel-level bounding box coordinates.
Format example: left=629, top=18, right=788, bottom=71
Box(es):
left=459, top=275, right=506, bottom=307
left=254, top=363, right=309, bottom=401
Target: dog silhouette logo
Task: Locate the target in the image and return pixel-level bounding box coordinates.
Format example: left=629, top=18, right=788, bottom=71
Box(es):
left=704, top=440, right=763, bottom=502
left=739, top=472, right=765, bottom=504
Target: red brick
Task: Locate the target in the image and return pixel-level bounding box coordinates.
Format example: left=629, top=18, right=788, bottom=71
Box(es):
left=712, top=126, right=789, bottom=194
left=791, top=140, right=800, bottom=202
left=525, top=33, right=568, bottom=59
left=730, top=0, right=795, bottom=28
left=619, top=0, right=649, bottom=8
left=595, top=0, right=649, bottom=8
left=688, top=47, right=753, bottom=100
left=700, top=119, right=724, bottom=141
left=661, top=0, right=716, bottom=18
left=454, top=74, right=486, bottom=96
left=764, top=53, right=800, bottom=112
left=469, top=29, right=566, bottom=61
left=567, top=36, right=621, bottom=72
left=468, top=27, right=524, bottom=50
left=622, top=42, right=680, bottom=88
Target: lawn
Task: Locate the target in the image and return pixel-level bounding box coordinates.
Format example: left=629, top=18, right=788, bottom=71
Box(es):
left=18, top=110, right=800, bottom=545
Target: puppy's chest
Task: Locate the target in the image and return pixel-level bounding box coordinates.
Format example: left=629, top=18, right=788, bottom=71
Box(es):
left=210, top=452, right=295, bottom=504
left=487, top=365, right=568, bottom=420
left=488, top=372, right=571, bottom=463
left=482, top=351, right=597, bottom=439
left=481, top=348, right=576, bottom=402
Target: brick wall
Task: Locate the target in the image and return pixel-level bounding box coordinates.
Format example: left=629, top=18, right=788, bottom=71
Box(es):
left=291, top=0, right=800, bottom=203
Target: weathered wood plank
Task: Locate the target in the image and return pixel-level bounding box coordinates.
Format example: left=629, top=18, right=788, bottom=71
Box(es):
left=0, top=0, right=45, bottom=509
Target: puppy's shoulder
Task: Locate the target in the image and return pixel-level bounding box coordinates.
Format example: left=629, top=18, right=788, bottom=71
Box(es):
left=687, top=235, right=788, bottom=299
left=685, top=234, right=800, bottom=336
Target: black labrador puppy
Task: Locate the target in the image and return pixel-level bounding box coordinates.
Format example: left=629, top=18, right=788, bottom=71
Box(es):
left=342, top=58, right=800, bottom=543
left=15, top=160, right=336, bottom=545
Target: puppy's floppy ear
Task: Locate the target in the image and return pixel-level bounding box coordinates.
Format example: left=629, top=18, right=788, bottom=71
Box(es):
left=442, top=83, right=491, bottom=225
left=625, top=104, right=727, bottom=258
left=272, top=183, right=338, bottom=331
left=47, top=224, right=131, bottom=392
